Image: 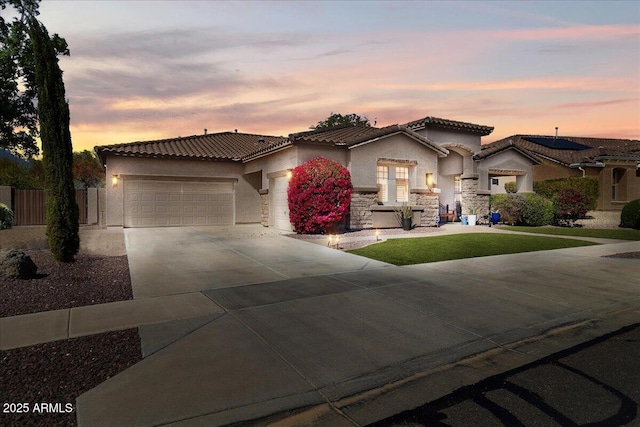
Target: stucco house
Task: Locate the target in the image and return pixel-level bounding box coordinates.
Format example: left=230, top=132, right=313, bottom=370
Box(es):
left=95, top=116, right=539, bottom=230
left=479, top=135, right=640, bottom=210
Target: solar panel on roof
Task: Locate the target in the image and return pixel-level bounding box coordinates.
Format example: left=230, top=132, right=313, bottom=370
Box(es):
left=523, top=137, right=591, bottom=151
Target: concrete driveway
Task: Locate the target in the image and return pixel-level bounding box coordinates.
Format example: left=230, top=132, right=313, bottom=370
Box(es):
left=124, top=225, right=391, bottom=298
left=76, top=226, right=640, bottom=426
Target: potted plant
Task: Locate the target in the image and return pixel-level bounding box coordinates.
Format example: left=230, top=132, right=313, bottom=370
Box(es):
left=467, top=207, right=477, bottom=226
left=394, top=203, right=414, bottom=230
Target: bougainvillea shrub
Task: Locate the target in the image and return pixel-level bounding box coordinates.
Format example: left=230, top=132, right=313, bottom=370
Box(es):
left=287, top=157, right=352, bottom=234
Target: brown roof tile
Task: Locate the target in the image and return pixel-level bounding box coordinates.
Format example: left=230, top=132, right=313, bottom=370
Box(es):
left=477, top=135, right=640, bottom=165
left=95, top=132, right=288, bottom=163
left=405, top=116, right=494, bottom=136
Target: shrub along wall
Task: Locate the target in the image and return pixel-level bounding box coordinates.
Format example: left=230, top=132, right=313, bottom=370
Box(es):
left=534, top=177, right=598, bottom=211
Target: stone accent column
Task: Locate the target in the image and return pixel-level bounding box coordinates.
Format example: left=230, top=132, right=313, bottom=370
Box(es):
left=259, top=189, right=269, bottom=227
left=410, top=190, right=439, bottom=226
left=350, top=189, right=378, bottom=229
left=461, top=176, right=490, bottom=218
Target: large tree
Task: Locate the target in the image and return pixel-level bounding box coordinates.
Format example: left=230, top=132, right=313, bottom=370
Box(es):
left=310, top=112, right=371, bottom=130
left=73, top=150, right=105, bottom=188
left=0, top=0, right=68, bottom=159
left=29, top=15, right=78, bottom=261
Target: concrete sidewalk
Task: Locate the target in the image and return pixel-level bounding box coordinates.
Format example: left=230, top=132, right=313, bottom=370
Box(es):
left=74, top=235, right=639, bottom=427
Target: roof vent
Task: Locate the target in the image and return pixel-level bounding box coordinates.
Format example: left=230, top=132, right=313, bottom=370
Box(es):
left=234, top=129, right=238, bottom=133
left=258, top=136, right=265, bottom=143
left=204, top=129, right=207, bottom=135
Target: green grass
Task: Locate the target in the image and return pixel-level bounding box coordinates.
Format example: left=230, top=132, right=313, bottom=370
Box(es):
left=500, top=226, right=640, bottom=241
left=347, top=233, right=598, bottom=266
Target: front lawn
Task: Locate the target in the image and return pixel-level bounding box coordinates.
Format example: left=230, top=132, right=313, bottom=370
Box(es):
left=499, top=226, right=640, bottom=241
left=346, top=233, right=598, bottom=266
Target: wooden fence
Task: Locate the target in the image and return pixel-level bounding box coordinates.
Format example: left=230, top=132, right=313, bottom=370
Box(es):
left=13, top=189, right=87, bottom=226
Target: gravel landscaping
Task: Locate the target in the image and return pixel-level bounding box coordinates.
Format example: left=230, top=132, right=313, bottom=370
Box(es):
left=1, top=226, right=142, bottom=427
left=0, top=329, right=141, bottom=427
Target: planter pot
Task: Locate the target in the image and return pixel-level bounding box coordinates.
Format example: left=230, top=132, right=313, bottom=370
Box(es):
left=468, top=214, right=477, bottom=226
left=491, top=212, right=500, bottom=225
left=401, top=217, right=412, bottom=230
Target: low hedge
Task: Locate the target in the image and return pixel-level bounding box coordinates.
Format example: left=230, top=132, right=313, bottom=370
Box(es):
left=534, top=177, right=598, bottom=211
left=521, top=193, right=554, bottom=226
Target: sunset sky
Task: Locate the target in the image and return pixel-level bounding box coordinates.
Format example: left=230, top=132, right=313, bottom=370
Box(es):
left=31, top=0, right=640, bottom=152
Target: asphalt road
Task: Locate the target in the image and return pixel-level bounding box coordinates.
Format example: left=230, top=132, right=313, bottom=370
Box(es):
left=370, top=323, right=640, bottom=427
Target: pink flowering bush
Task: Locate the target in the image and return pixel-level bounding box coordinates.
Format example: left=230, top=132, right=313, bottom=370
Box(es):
left=287, top=157, right=352, bottom=234
left=554, top=188, right=591, bottom=226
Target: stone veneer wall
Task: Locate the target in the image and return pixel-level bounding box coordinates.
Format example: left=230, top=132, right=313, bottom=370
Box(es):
left=259, top=190, right=269, bottom=227
left=461, top=178, right=490, bottom=219
left=410, top=191, right=439, bottom=226
left=350, top=190, right=377, bottom=229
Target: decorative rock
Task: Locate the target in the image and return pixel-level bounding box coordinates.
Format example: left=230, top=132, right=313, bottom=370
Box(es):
left=0, top=249, right=38, bottom=279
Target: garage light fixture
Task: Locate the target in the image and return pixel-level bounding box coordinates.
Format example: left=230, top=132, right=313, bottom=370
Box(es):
left=112, top=174, right=119, bottom=187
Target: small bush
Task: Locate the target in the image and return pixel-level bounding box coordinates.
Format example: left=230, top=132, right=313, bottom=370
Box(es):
left=504, top=181, right=517, bottom=193
left=620, top=199, right=640, bottom=229
left=553, top=188, right=591, bottom=226
left=490, top=193, right=525, bottom=225
left=521, top=193, right=553, bottom=226
left=0, top=203, right=15, bottom=229
left=288, top=157, right=352, bottom=234
left=534, top=177, right=598, bottom=211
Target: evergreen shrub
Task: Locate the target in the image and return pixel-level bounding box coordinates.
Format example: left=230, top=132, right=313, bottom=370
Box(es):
left=620, top=199, right=640, bottom=229
left=521, top=193, right=554, bottom=226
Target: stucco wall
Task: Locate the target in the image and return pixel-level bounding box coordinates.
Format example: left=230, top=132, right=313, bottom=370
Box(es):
left=477, top=150, right=535, bottom=193
left=244, top=146, right=298, bottom=190
left=414, top=128, right=482, bottom=153
left=104, top=156, right=257, bottom=226
left=0, top=186, right=11, bottom=210
left=349, top=134, right=439, bottom=190
left=599, top=163, right=640, bottom=210
left=533, top=159, right=581, bottom=181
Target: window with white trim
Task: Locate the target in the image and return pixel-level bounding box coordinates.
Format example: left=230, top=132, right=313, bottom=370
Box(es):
left=395, top=166, right=409, bottom=203
left=377, top=165, right=389, bottom=202
left=377, top=164, right=411, bottom=203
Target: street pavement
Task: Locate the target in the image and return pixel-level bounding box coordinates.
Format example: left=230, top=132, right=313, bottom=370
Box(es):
left=72, top=226, right=640, bottom=426
left=371, top=322, right=640, bottom=427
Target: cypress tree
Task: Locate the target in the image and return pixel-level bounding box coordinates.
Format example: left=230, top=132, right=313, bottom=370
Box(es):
left=28, top=17, right=78, bottom=261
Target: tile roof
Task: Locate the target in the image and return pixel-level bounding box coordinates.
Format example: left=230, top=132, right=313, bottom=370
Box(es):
left=289, top=124, right=449, bottom=156
left=95, top=132, right=288, bottom=163
left=476, top=135, right=640, bottom=166
left=405, top=116, right=494, bottom=136
left=96, top=123, right=453, bottom=164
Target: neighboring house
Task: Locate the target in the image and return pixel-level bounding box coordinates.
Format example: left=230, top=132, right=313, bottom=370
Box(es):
left=479, top=135, right=640, bottom=210
left=95, top=116, right=539, bottom=230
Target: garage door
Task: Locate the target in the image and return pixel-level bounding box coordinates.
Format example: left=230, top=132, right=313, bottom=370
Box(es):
left=270, top=176, right=292, bottom=231
left=124, top=180, right=234, bottom=228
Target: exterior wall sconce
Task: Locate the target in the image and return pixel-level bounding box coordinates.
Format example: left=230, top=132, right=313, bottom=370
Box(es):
left=426, top=173, right=435, bottom=187
left=112, top=174, right=119, bottom=187
left=286, top=170, right=293, bottom=180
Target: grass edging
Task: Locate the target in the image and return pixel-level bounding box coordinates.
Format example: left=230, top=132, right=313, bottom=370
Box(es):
left=499, top=226, right=640, bottom=241
left=347, top=233, right=598, bottom=266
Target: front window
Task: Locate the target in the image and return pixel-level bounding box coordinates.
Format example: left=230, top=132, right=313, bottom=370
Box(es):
left=377, top=165, right=389, bottom=202
left=395, top=166, right=409, bottom=203
left=377, top=164, right=411, bottom=203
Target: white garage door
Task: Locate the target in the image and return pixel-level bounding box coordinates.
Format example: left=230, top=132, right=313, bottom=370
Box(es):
left=270, top=176, right=292, bottom=231
left=124, top=180, right=234, bottom=228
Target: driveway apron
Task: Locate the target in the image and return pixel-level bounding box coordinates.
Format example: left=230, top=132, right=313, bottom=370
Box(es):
left=124, top=226, right=391, bottom=298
